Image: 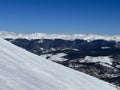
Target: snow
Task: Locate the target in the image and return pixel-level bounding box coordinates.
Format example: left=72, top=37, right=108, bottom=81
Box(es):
left=80, top=56, right=113, bottom=68
left=116, top=65, right=120, bottom=68
left=0, top=38, right=119, bottom=90
left=1, top=31, right=120, bottom=41
left=41, top=53, right=67, bottom=61
left=81, top=56, right=113, bottom=65
left=100, top=62, right=113, bottom=68
left=101, top=46, right=111, bottom=49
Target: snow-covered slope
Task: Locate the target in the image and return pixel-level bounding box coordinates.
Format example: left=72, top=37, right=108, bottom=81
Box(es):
left=0, top=31, right=120, bottom=41
left=0, top=38, right=119, bottom=90
left=80, top=56, right=113, bottom=68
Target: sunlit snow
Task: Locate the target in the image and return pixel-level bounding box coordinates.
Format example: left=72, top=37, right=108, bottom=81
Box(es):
left=0, top=38, right=118, bottom=90
left=1, top=31, right=120, bottom=41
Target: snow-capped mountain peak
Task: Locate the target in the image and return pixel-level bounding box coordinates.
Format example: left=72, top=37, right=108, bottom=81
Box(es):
left=0, top=31, right=120, bottom=41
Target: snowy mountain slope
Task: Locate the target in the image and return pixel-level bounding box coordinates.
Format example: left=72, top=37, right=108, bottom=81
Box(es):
left=0, top=31, right=120, bottom=41
left=0, top=38, right=119, bottom=90
left=4, top=36, right=120, bottom=87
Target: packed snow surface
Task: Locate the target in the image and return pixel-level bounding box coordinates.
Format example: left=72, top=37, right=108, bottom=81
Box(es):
left=0, top=31, right=120, bottom=41
left=0, top=38, right=118, bottom=90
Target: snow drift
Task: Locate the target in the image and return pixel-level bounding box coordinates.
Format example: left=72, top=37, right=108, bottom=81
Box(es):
left=0, top=38, right=118, bottom=90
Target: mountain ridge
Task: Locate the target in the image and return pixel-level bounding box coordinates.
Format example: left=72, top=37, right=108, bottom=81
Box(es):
left=0, top=31, right=120, bottom=41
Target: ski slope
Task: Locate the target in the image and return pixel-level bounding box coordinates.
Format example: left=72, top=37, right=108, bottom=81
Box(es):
left=0, top=38, right=118, bottom=90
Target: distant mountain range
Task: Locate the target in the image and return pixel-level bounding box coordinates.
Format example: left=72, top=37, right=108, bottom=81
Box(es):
left=0, top=31, right=120, bottom=41
left=1, top=31, right=120, bottom=87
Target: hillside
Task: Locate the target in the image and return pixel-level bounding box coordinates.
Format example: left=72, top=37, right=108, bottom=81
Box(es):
left=0, top=38, right=119, bottom=90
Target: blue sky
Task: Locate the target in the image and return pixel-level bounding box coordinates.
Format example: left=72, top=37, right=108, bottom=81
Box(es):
left=0, top=0, right=120, bottom=34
